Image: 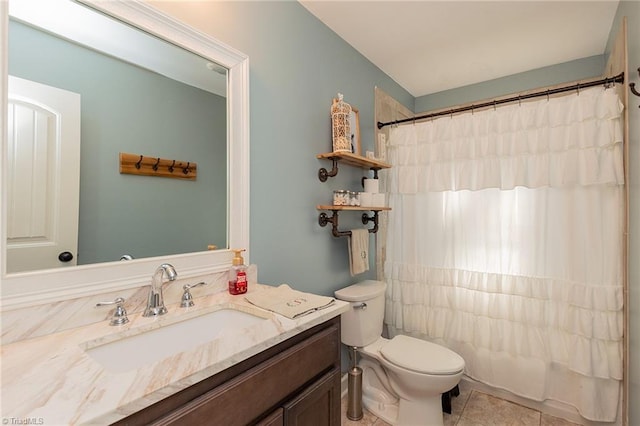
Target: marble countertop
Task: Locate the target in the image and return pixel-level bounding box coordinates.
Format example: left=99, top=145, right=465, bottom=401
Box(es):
left=0, top=284, right=349, bottom=425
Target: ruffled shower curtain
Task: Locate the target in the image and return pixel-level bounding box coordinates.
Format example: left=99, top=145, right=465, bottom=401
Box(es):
left=384, top=86, right=624, bottom=422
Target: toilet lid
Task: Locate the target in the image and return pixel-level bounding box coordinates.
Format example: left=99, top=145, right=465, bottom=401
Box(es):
left=380, top=335, right=465, bottom=375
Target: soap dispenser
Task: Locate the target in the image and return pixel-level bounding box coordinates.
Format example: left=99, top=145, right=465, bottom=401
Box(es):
left=228, top=249, right=248, bottom=295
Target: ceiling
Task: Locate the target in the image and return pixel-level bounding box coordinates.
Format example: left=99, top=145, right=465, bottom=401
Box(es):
left=299, top=1, right=620, bottom=98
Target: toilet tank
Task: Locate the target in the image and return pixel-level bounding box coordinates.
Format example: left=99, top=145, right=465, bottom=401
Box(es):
left=334, top=280, right=386, bottom=347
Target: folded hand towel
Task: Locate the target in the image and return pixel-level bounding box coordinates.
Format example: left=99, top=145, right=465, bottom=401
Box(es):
left=245, top=284, right=335, bottom=319
left=349, top=229, right=369, bottom=276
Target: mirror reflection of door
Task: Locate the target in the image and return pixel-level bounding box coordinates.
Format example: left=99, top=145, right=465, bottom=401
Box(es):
left=7, top=76, right=81, bottom=273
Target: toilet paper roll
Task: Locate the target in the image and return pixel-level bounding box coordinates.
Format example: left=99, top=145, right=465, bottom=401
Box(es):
left=363, top=178, right=379, bottom=193
left=359, top=192, right=372, bottom=207
left=372, top=193, right=386, bottom=207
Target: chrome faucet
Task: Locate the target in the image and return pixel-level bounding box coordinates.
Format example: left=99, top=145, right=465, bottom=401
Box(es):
left=143, top=263, right=177, bottom=317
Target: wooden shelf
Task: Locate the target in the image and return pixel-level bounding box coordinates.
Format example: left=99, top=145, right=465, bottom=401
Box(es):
left=316, top=151, right=391, bottom=170
left=316, top=152, right=390, bottom=181
left=316, top=205, right=391, bottom=212
left=316, top=152, right=392, bottom=236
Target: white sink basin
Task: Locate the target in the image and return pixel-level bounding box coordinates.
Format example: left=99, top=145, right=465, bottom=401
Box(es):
left=85, top=307, right=269, bottom=373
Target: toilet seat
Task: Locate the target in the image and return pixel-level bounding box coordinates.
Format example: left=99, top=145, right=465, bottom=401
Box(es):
left=380, top=335, right=464, bottom=375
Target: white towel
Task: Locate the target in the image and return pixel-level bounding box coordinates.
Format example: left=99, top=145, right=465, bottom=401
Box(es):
left=245, top=284, right=335, bottom=319
left=349, top=229, right=369, bottom=276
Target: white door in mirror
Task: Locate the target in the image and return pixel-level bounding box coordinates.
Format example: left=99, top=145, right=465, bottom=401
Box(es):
left=6, top=76, right=81, bottom=273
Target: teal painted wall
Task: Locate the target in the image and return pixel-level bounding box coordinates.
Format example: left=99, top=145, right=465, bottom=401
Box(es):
left=607, top=2, right=640, bottom=424
left=151, top=1, right=413, bottom=296
left=8, top=21, right=227, bottom=265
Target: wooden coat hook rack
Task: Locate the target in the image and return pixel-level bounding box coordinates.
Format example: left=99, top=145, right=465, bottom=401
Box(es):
left=119, top=152, right=197, bottom=180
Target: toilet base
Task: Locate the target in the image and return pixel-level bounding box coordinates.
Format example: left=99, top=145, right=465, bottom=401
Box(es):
left=398, top=396, right=444, bottom=426
left=360, top=358, right=399, bottom=424
left=359, top=356, right=451, bottom=425
left=360, top=358, right=447, bottom=426
left=362, top=393, right=445, bottom=426
left=362, top=393, right=399, bottom=425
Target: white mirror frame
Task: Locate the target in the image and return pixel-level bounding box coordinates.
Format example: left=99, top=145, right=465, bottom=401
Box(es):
left=0, top=0, right=249, bottom=309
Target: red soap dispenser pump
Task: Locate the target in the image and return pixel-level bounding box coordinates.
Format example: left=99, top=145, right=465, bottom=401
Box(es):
left=228, top=249, right=247, bottom=295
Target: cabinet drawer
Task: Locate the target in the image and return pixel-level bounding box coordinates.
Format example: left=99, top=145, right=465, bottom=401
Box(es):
left=283, top=368, right=341, bottom=426
left=153, top=321, right=340, bottom=426
left=256, top=408, right=283, bottom=426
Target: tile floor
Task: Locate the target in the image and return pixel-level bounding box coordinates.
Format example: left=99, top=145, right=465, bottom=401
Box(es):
left=341, top=380, right=581, bottom=426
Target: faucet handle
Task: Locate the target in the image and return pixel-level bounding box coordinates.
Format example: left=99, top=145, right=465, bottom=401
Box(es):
left=96, top=297, right=129, bottom=326
left=181, top=282, right=207, bottom=308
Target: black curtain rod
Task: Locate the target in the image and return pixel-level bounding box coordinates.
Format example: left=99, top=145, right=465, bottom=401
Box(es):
left=377, top=72, right=625, bottom=129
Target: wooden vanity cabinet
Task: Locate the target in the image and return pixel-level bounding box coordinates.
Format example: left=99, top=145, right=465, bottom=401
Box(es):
left=114, top=316, right=341, bottom=426
left=279, top=368, right=341, bottom=425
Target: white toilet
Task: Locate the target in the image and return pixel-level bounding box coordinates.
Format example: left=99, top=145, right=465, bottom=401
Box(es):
left=335, top=280, right=465, bottom=426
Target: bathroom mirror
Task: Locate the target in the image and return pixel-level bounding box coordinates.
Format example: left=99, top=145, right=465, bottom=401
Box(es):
left=0, top=0, right=249, bottom=305
left=7, top=0, right=228, bottom=274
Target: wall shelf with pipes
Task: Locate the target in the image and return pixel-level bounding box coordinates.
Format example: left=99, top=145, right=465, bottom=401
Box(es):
left=119, top=152, right=197, bottom=180
left=317, top=205, right=391, bottom=238
left=316, top=151, right=390, bottom=182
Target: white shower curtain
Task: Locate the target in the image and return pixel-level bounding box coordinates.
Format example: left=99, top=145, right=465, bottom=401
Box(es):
left=384, top=86, right=624, bottom=422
